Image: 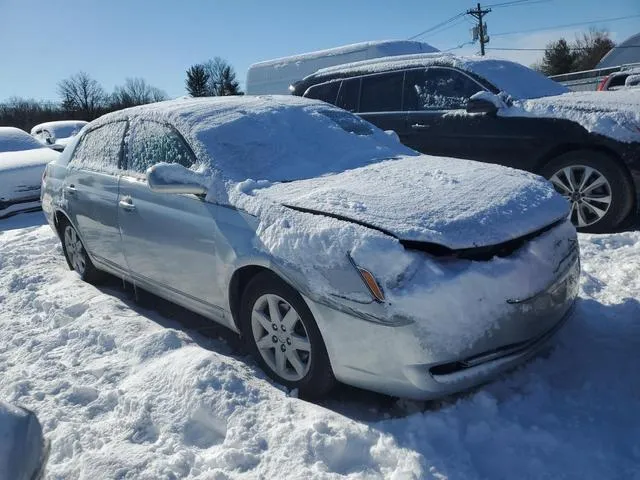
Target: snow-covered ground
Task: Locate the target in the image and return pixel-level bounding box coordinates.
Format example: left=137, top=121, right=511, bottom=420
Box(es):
left=1, top=212, right=639, bottom=479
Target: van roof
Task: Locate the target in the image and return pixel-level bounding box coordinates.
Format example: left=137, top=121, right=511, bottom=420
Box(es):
left=248, top=40, right=438, bottom=69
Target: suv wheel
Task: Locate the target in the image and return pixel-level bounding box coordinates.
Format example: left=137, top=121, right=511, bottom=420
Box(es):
left=541, top=150, right=634, bottom=233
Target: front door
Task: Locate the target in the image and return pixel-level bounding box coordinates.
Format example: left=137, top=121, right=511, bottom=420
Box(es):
left=117, top=119, right=225, bottom=316
left=401, top=67, right=542, bottom=169
left=62, top=121, right=128, bottom=271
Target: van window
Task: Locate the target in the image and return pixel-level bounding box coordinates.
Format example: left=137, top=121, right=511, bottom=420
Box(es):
left=336, top=78, right=360, bottom=112
left=404, top=68, right=483, bottom=110
left=359, top=72, right=403, bottom=113
left=304, top=81, right=340, bottom=104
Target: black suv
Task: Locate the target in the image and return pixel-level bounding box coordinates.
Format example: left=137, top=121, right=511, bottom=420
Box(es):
left=291, top=54, right=640, bottom=233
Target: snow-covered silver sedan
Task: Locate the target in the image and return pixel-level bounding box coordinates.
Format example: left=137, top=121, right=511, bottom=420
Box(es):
left=41, top=96, right=579, bottom=399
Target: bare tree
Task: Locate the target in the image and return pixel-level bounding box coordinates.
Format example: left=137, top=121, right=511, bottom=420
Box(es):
left=573, top=28, right=615, bottom=71
left=57, top=72, right=106, bottom=117
left=203, top=57, right=242, bottom=96
left=111, top=77, right=168, bottom=109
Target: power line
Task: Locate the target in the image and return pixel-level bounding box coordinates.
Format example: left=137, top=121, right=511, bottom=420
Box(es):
left=408, top=12, right=465, bottom=40
left=486, top=0, right=550, bottom=8
left=492, top=13, right=640, bottom=37
left=487, top=45, right=640, bottom=51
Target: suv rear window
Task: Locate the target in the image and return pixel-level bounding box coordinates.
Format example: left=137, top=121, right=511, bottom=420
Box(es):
left=336, top=78, right=360, bottom=112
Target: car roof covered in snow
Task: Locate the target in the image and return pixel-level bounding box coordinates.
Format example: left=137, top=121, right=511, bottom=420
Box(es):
left=0, top=126, right=46, bottom=153
left=297, top=53, right=569, bottom=100
left=90, top=95, right=414, bottom=184
left=30, top=120, right=88, bottom=136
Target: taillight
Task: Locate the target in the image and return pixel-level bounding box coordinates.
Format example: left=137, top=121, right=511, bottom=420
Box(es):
left=42, top=166, right=48, bottom=184
left=597, top=75, right=610, bottom=91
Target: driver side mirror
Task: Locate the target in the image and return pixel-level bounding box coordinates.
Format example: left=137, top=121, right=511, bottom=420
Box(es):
left=466, top=97, right=499, bottom=115
left=146, top=163, right=208, bottom=195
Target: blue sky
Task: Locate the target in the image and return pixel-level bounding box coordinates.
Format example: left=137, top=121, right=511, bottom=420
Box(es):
left=1, top=0, right=638, bottom=101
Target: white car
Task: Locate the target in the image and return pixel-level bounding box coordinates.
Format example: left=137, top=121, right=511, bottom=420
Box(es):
left=0, top=127, right=59, bottom=218
left=31, top=120, right=87, bottom=152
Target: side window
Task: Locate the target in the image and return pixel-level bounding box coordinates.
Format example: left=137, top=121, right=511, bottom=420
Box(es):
left=126, top=120, right=196, bottom=175
left=403, top=68, right=484, bottom=111
left=359, top=72, right=403, bottom=113
left=336, top=78, right=360, bottom=112
left=68, top=121, right=127, bottom=173
left=304, top=81, right=340, bottom=105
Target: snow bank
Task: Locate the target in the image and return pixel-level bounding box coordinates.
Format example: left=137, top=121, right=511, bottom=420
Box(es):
left=0, top=127, right=45, bottom=153
left=1, top=214, right=638, bottom=478
left=0, top=401, right=46, bottom=480
left=501, top=89, right=640, bottom=143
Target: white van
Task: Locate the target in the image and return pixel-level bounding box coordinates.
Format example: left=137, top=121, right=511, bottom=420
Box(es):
left=246, top=40, right=438, bottom=95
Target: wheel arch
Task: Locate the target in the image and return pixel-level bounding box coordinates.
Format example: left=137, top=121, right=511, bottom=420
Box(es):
left=228, top=265, right=277, bottom=333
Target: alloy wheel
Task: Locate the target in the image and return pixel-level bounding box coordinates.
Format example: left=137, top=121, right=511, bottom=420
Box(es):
left=64, top=226, right=87, bottom=275
left=251, top=294, right=312, bottom=382
left=549, top=165, right=612, bottom=228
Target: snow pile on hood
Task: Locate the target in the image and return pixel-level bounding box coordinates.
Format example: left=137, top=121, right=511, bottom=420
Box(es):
left=502, top=89, right=640, bottom=143
left=0, top=148, right=59, bottom=202
left=1, top=214, right=639, bottom=479
left=253, top=155, right=568, bottom=249
left=309, top=53, right=569, bottom=100
left=0, top=127, right=46, bottom=153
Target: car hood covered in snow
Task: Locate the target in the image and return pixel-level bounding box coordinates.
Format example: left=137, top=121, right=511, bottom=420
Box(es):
left=253, top=156, right=569, bottom=250
left=503, top=89, right=640, bottom=143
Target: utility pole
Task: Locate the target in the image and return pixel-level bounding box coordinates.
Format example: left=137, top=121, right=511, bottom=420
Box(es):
left=467, top=3, right=491, bottom=56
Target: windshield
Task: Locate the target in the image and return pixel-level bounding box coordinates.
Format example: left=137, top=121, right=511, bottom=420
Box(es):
left=0, top=127, right=44, bottom=153
left=468, top=59, right=569, bottom=100
left=192, top=102, right=416, bottom=183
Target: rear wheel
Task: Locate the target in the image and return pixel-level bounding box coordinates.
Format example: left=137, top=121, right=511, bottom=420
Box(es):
left=240, top=272, right=335, bottom=398
left=59, top=218, right=104, bottom=284
left=540, top=150, right=634, bottom=233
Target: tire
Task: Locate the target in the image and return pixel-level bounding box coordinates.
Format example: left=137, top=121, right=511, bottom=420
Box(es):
left=58, top=218, right=104, bottom=284
left=239, top=272, right=335, bottom=399
left=540, top=150, right=634, bottom=233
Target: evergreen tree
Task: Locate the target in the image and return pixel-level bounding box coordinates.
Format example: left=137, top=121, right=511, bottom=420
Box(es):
left=185, top=64, right=210, bottom=97
left=540, top=39, right=576, bottom=76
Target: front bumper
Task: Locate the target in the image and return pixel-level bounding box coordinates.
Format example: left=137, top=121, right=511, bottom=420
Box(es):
left=304, top=255, right=579, bottom=400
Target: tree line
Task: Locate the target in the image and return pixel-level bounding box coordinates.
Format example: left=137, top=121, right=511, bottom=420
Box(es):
left=536, top=28, right=616, bottom=76
left=0, top=58, right=242, bottom=132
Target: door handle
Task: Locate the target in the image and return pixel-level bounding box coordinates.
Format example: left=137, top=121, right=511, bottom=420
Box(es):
left=411, top=123, right=430, bottom=130
left=65, top=185, right=77, bottom=195
left=119, top=198, right=136, bottom=212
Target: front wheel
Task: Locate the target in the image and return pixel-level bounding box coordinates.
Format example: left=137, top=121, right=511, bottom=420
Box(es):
left=59, top=219, right=104, bottom=284
left=540, top=150, right=634, bottom=233
left=240, top=272, right=335, bottom=398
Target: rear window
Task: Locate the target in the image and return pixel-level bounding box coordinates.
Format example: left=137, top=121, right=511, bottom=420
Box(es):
left=336, top=78, right=360, bottom=112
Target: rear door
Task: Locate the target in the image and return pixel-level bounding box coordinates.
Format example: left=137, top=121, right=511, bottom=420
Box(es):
left=62, top=121, right=128, bottom=271
left=353, top=72, right=405, bottom=134
left=402, top=67, right=542, bottom=167
left=117, top=119, right=226, bottom=314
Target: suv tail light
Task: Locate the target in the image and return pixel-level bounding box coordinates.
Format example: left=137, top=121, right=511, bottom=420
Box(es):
left=42, top=166, right=48, bottom=184
left=597, top=75, right=610, bottom=91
